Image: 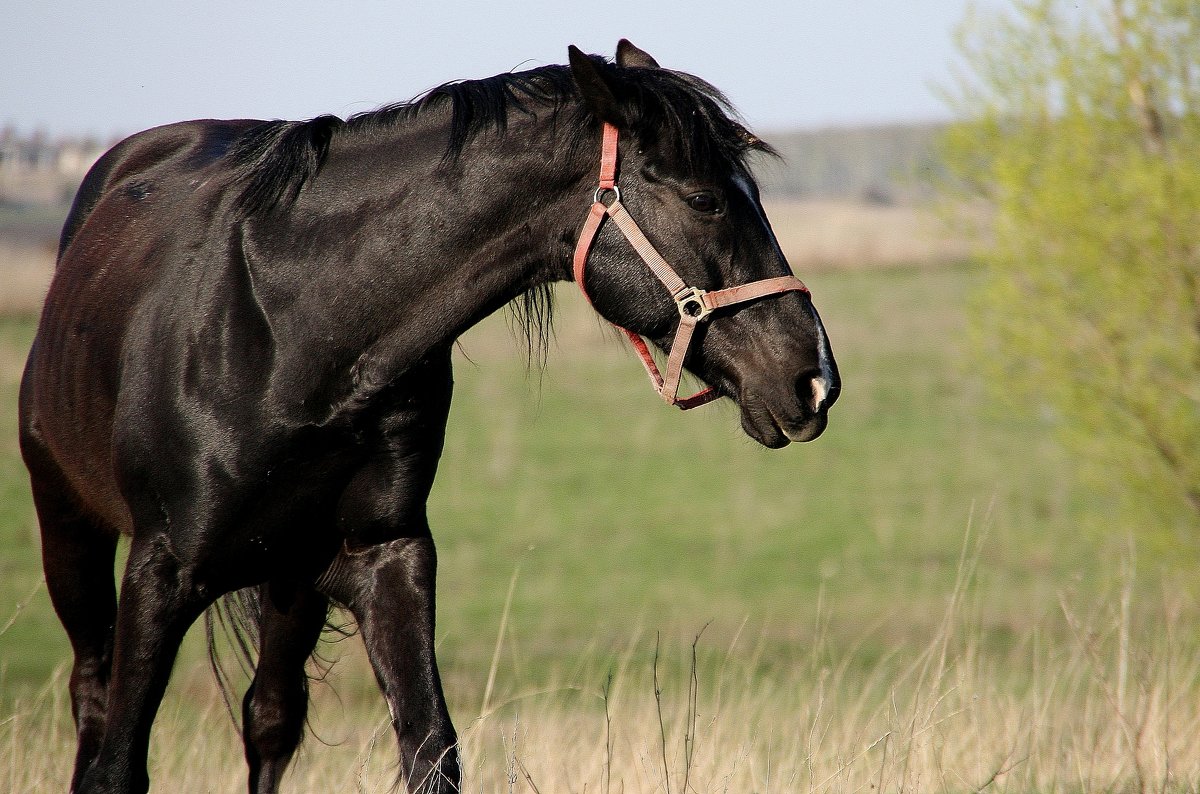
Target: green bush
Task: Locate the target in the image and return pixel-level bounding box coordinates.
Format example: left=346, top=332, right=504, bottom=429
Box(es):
left=942, top=0, right=1200, bottom=546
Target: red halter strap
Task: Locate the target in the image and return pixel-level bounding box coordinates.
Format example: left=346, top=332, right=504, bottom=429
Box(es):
left=572, top=122, right=810, bottom=410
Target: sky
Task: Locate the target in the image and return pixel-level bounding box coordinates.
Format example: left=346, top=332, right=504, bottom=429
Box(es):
left=3, top=0, right=982, bottom=140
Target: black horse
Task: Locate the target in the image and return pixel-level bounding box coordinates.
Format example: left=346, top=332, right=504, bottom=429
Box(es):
left=19, top=41, right=839, bottom=793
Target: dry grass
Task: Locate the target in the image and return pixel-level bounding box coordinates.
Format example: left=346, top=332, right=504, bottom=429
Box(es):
left=5, top=536, right=1198, bottom=794
left=0, top=244, right=53, bottom=317
left=762, top=199, right=976, bottom=272
left=0, top=198, right=973, bottom=319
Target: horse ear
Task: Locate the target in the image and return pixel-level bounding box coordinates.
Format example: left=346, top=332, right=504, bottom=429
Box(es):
left=616, top=39, right=660, bottom=69
left=568, top=45, right=626, bottom=126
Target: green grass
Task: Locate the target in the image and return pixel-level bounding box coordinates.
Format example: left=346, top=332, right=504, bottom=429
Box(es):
left=0, top=263, right=1182, bottom=710
left=0, top=315, right=55, bottom=690
left=429, top=264, right=1102, bottom=682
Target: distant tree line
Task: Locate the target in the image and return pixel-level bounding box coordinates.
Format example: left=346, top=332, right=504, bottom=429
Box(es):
left=0, top=128, right=109, bottom=209
left=1, top=123, right=948, bottom=211
left=755, top=122, right=946, bottom=204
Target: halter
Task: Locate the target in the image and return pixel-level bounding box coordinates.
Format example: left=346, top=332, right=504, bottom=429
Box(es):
left=572, top=122, right=810, bottom=409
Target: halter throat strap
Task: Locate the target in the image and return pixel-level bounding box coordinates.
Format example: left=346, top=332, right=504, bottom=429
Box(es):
left=572, top=122, right=809, bottom=410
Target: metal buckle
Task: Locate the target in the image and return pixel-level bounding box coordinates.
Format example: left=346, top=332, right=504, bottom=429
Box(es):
left=674, top=286, right=712, bottom=322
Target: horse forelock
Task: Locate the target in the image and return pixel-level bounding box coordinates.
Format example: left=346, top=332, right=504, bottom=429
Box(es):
left=607, top=64, right=778, bottom=175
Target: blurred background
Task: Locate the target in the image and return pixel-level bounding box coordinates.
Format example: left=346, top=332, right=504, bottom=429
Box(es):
left=2, top=1, right=1197, bottom=791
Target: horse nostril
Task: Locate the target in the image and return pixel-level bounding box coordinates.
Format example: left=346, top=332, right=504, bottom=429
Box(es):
left=801, top=376, right=840, bottom=417
left=807, top=375, right=829, bottom=414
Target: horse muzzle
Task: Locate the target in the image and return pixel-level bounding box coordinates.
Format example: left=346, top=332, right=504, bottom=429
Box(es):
left=735, top=295, right=841, bottom=448
left=737, top=368, right=838, bottom=447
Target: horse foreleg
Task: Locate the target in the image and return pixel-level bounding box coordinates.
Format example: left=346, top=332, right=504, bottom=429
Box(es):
left=322, top=537, right=460, bottom=793
left=242, top=583, right=329, bottom=794
left=77, top=532, right=209, bottom=794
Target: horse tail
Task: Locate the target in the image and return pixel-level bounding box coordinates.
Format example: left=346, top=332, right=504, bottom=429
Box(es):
left=205, top=588, right=264, bottom=728
left=204, top=587, right=357, bottom=731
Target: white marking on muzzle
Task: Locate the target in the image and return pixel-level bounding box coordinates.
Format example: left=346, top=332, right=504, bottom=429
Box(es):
left=810, top=376, right=829, bottom=413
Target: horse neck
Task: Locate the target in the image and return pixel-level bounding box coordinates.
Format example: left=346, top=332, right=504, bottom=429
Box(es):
left=246, top=108, right=594, bottom=418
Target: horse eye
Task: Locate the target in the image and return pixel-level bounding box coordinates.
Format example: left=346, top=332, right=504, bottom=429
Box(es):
left=686, top=192, right=720, bottom=214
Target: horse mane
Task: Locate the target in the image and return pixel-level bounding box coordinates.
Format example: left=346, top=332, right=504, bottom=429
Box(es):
left=226, top=53, right=775, bottom=363
left=229, top=115, right=342, bottom=217
left=228, top=54, right=773, bottom=214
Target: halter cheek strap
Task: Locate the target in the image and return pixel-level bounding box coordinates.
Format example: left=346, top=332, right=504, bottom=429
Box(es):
left=572, top=122, right=810, bottom=410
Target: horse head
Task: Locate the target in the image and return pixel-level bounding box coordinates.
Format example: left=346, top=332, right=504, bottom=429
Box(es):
left=569, top=40, right=840, bottom=447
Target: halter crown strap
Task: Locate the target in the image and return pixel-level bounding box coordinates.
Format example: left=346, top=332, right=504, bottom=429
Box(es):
left=573, top=122, right=809, bottom=410
left=597, top=122, right=618, bottom=190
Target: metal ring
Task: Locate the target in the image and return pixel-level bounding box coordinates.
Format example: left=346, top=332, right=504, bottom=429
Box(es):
left=593, top=185, right=621, bottom=205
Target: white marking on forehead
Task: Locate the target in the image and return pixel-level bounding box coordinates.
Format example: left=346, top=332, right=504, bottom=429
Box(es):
left=730, top=171, right=760, bottom=212
left=730, top=171, right=792, bottom=273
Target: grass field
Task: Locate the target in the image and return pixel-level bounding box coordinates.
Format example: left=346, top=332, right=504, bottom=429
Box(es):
left=2, top=262, right=1197, bottom=791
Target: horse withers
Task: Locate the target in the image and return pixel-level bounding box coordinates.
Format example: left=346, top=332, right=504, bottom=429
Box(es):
left=19, top=40, right=838, bottom=793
